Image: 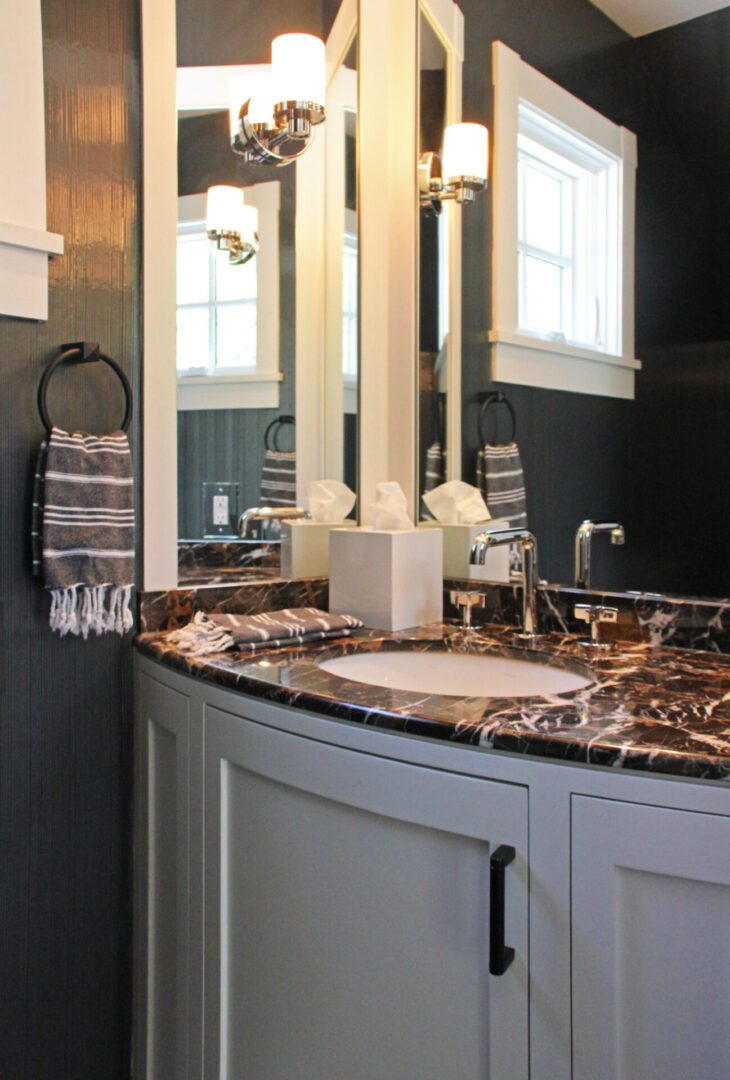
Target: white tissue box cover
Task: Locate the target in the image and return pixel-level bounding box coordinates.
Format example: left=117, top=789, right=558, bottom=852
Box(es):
left=419, top=519, right=511, bottom=582
left=329, top=527, right=443, bottom=631
left=280, top=519, right=356, bottom=579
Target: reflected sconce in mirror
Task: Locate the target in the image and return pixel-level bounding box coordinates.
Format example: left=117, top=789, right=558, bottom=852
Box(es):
left=229, top=33, right=326, bottom=166
left=206, top=185, right=259, bottom=265
left=419, top=122, right=489, bottom=214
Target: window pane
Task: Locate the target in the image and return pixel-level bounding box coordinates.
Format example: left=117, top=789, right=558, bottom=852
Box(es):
left=177, top=236, right=210, bottom=304
left=520, top=255, right=563, bottom=337
left=523, top=162, right=563, bottom=254
left=216, top=303, right=257, bottom=368
left=215, top=251, right=257, bottom=302
left=177, top=307, right=210, bottom=371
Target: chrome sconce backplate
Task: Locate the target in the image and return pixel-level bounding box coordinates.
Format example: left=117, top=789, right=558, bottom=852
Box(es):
left=232, top=98, right=326, bottom=167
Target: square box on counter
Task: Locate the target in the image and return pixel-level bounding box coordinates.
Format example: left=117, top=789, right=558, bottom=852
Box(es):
left=280, top=519, right=356, bottom=579
left=329, top=527, right=443, bottom=631
left=419, top=519, right=511, bottom=582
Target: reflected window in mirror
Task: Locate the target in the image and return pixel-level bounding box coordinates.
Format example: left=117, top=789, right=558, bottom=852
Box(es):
left=176, top=204, right=257, bottom=376
left=490, top=41, right=639, bottom=400
left=176, top=183, right=282, bottom=411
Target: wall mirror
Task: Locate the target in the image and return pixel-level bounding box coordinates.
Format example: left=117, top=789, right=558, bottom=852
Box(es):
left=141, top=0, right=358, bottom=586
left=456, top=9, right=728, bottom=601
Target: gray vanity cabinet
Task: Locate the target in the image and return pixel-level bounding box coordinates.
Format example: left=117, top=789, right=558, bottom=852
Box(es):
left=203, top=705, right=528, bottom=1080
left=570, top=796, right=730, bottom=1080
left=134, top=660, right=529, bottom=1080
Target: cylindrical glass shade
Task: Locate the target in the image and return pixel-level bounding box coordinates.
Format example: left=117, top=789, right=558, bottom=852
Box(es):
left=442, top=123, right=489, bottom=183
left=206, top=185, right=244, bottom=235
left=229, top=70, right=274, bottom=135
left=271, top=33, right=325, bottom=107
left=239, top=202, right=259, bottom=246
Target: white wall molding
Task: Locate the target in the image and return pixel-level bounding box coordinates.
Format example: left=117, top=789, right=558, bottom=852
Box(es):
left=0, top=0, right=64, bottom=320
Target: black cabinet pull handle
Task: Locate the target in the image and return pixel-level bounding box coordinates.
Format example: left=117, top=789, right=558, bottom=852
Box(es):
left=489, top=844, right=516, bottom=976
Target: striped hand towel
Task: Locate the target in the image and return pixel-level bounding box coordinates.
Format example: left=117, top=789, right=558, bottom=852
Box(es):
left=260, top=448, right=297, bottom=508
left=476, top=443, right=527, bottom=529
left=421, top=441, right=445, bottom=520
left=168, top=607, right=363, bottom=655
left=32, top=426, right=135, bottom=637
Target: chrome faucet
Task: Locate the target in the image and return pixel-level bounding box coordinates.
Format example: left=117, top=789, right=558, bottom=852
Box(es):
left=237, top=505, right=311, bottom=539
left=470, top=528, right=540, bottom=645
left=574, top=520, right=625, bottom=590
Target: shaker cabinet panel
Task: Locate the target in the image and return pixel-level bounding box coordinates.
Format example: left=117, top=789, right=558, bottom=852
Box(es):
left=571, top=795, right=730, bottom=1080
left=136, top=672, right=191, bottom=1080
left=203, top=705, right=529, bottom=1080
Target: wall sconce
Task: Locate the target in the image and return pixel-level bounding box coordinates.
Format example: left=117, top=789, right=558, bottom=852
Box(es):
left=229, top=33, right=326, bottom=166
left=419, top=122, right=489, bottom=214
left=206, top=185, right=258, bottom=265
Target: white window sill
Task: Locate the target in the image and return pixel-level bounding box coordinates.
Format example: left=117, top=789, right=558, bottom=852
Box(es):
left=177, top=371, right=283, bottom=411
left=488, top=330, right=641, bottom=400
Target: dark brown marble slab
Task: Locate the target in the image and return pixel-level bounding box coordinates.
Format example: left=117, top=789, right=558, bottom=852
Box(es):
left=137, top=621, right=730, bottom=783
left=139, top=578, right=328, bottom=633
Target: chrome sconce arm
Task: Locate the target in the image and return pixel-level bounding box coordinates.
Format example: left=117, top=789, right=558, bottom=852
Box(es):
left=206, top=226, right=259, bottom=266
left=419, top=151, right=487, bottom=215
left=231, top=97, right=326, bottom=167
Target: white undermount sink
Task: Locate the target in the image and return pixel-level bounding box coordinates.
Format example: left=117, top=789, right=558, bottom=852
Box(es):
left=317, top=648, right=594, bottom=699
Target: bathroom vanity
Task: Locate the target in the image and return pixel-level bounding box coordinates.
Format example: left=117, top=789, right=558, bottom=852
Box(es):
left=134, top=624, right=730, bottom=1080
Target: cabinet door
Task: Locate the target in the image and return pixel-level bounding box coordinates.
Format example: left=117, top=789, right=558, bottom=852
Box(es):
left=135, top=672, right=190, bottom=1080
left=571, top=794, right=730, bottom=1080
left=204, top=706, right=528, bottom=1080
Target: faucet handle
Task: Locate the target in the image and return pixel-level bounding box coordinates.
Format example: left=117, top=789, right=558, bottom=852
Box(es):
left=449, top=590, right=485, bottom=630
left=574, top=604, right=618, bottom=647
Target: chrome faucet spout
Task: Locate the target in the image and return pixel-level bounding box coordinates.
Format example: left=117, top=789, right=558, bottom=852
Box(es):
left=470, top=527, right=540, bottom=643
left=238, top=505, right=311, bottom=539
left=574, top=519, right=625, bottom=590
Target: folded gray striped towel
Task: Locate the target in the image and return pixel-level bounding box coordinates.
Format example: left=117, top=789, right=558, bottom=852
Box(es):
left=168, top=607, right=363, bottom=655
left=32, top=426, right=135, bottom=637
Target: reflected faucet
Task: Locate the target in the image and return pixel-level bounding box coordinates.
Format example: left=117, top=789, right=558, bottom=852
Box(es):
left=238, top=505, right=311, bottom=539
left=574, top=520, right=625, bottom=590
left=470, top=528, right=540, bottom=645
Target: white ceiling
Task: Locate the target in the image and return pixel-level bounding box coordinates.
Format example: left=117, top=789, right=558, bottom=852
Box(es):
left=589, top=0, right=727, bottom=37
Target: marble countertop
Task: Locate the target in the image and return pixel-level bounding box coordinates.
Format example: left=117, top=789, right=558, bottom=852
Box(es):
left=137, top=622, right=730, bottom=783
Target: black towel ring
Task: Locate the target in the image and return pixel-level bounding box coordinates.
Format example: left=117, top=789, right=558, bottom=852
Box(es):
left=38, top=341, right=133, bottom=435
left=264, top=414, right=295, bottom=452
left=478, top=392, right=516, bottom=446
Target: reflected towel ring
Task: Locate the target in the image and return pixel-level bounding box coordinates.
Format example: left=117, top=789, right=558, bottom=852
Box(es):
left=37, top=341, right=133, bottom=435
left=264, top=414, right=295, bottom=452
left=478, top=392, right=516, bottom=446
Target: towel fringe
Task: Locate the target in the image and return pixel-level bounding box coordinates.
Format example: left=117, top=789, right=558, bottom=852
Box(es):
left=49, top=584, right=134, bottom=638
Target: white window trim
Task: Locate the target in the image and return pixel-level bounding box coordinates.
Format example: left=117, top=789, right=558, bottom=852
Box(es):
left=176, top=181, right=281, bottom=411
left=491, top=41, right=639, bottom=399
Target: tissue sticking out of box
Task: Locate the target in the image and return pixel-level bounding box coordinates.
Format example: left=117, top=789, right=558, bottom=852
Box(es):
left=370, top=481, right=414, bottom=530
left=421, top=481, right=491, bottom=524
left=305, top=479, right=357, bottom=523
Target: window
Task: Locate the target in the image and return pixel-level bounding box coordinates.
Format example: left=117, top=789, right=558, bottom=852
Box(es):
left=176, top=186, right=282, bottom=410
left=176, top=223, right=257, bottom=375
left=490, top=42, right=639, bottom=399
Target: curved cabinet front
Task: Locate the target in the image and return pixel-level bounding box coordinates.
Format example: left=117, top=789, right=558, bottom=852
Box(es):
left=135, top=657, right=529, bottom=1080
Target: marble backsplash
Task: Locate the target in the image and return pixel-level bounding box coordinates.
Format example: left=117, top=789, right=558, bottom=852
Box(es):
left=139, top=575, right=730, bottom=653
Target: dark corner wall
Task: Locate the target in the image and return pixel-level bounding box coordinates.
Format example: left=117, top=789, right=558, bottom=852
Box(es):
left=0, top=0, right=140, bottom=1076
left=459, top=1, right=729, bottom=597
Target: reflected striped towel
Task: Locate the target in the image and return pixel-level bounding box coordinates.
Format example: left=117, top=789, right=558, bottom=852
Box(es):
left=476, top=442, right=527, bottom=529
left=421, top=441, right=445, bottom=520
left=168, top=607, right=363, bottom=655
left=32, top=426, right=135, bottom=637
left=260, top=448, right=297, bottom=507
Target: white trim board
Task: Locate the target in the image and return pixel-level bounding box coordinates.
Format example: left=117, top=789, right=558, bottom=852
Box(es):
left=0, top=0, right=64, bottom=320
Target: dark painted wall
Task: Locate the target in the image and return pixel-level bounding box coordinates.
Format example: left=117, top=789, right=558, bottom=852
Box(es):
left=0, top=0, right=140, bottom=1077
left=458, top=3, right=729, bottom=596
